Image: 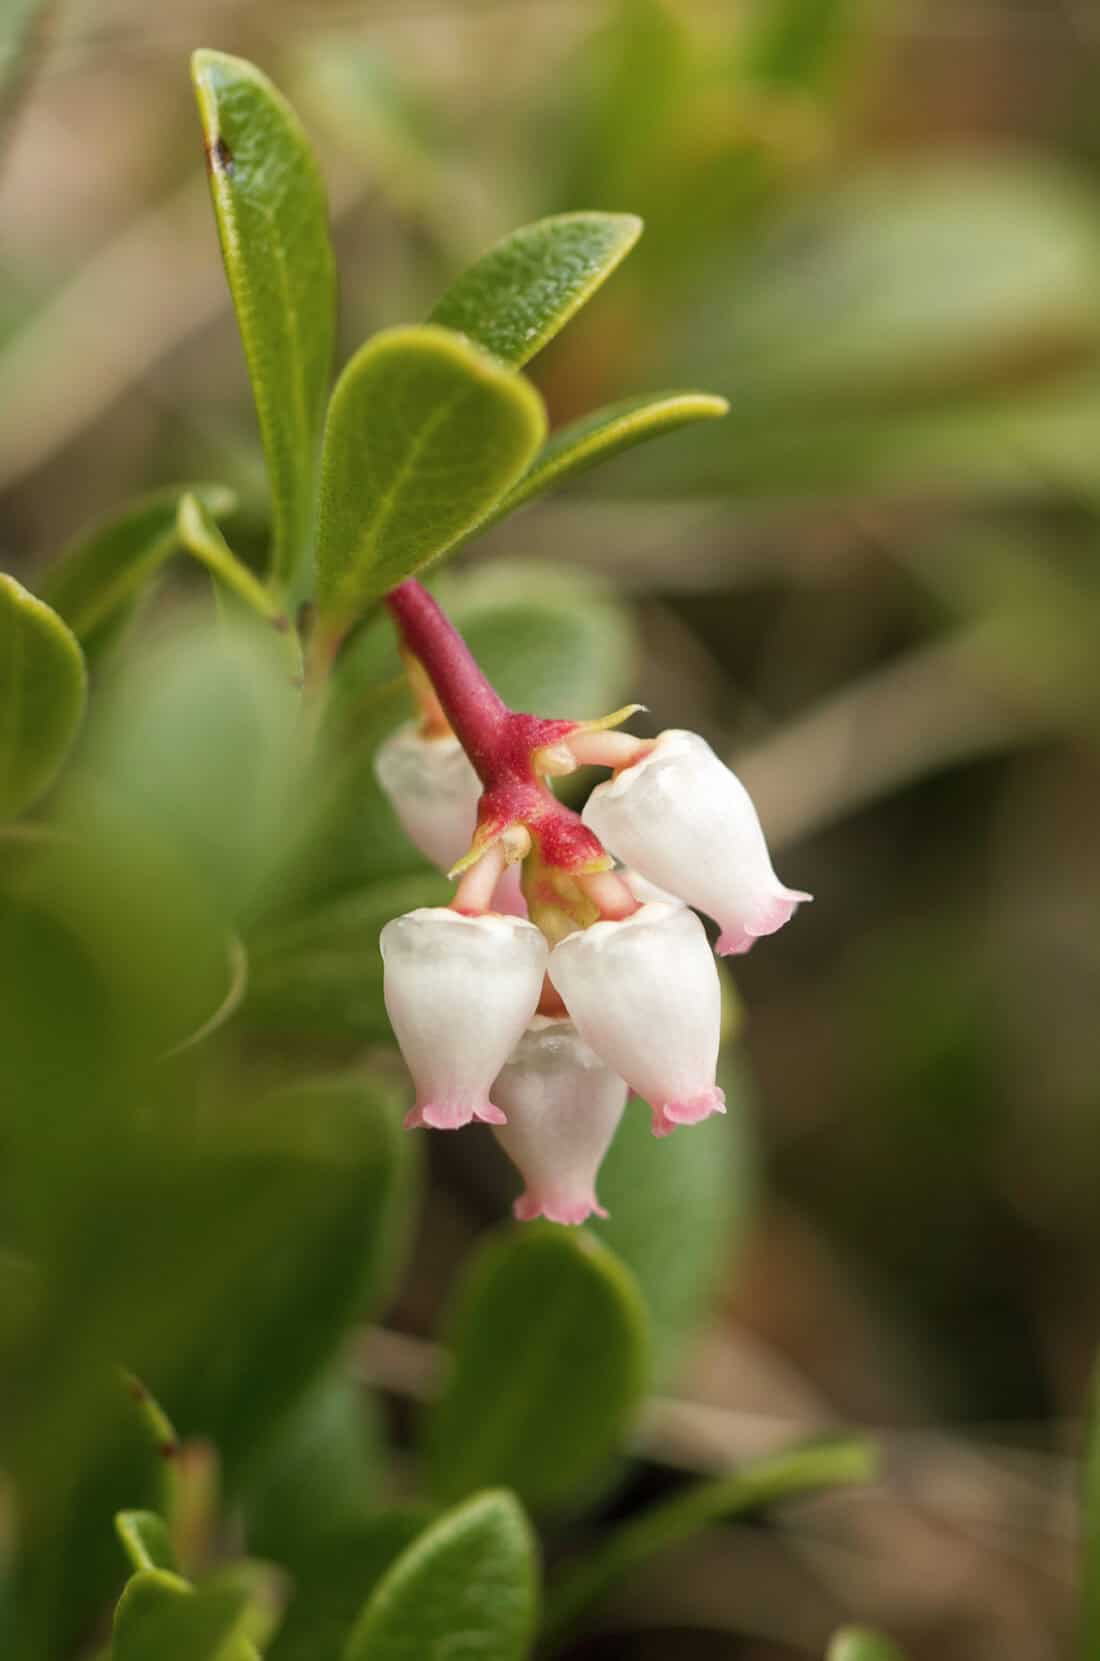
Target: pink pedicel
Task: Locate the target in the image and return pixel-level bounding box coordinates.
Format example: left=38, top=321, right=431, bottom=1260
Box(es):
left=384, top=580, right=609, bottom=880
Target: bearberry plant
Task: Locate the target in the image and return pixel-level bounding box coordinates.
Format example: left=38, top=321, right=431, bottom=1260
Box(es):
left=0, top=46, right=912, bottom=1661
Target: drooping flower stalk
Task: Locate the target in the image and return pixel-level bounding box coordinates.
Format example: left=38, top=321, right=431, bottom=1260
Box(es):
left=375, top=576, right=809, bottom=1215
left=384, top=579, right=637, bottom=930
left=385, top=581, right=510, bottom=782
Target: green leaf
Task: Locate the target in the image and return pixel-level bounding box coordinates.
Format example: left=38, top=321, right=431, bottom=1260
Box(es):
left=85, top=612, right=300, bottom=924
left=827, top=1627, right=910, bottom=1661
left=0, top=573, right=86, bottom=820
left=593, top=1056, right=757, bottom=1387
left=426, top=1226, right=648, bottom=1511
left=429, top=211, right=641, bottom=367
left=245, top=873, right=450, bottom=1041
left=265, top=1506, right=430, bottom=1661
left=543, top=1435, right=879, bottom=1647
left=488, top=390, right=728, bottom=521
left=244, top=1368, right=385, bottom=1565
left=116, top=1511, right=178, bottom=1575
left=314, top=324, right=546, bottom=624
left=343, top=1491, right=537, bottom=1661
left=111, top=1568, right=253, bottom=1661
left=177, top=493, right=287, bottom=627
left=41, top=483, right=236, bottom=648
left=191, top=49, right=336, bottom=589
left=150, top=1072, right=417, bottom=1484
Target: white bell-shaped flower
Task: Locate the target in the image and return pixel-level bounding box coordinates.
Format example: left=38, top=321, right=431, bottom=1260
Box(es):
left=381, top=907, right=547, bottom=1130
left=374, top=723, right=481, bottom=873
left=374, top=723, right=527, bottom=914
left=491, top=1017, right=629, bottom=1225
left=583, top=729, right=809, bottom=955
left=548, top=902, right=725, bottom=1137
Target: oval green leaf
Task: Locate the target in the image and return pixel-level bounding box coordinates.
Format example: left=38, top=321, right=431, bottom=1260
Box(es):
left=314, top=324, right=545, bottom=624
left=41, top=483, right=236, bottom=649
left=545, top=1435, right=879, bottom=1648
left=430, top=211, right=641, bottom=367
left=426, top=1226, right=648, bottom=1511
left=192, top=49, right=336, bottom=590
left=0, top=574, right=86, bottom=821
left=593, top=1060, right=757, bottom=1388
left=111, top=1568, right=252, bottom=1661
left=827, top=1626, right=911, bottom=1661
left=343, top=1491, right=537, bottom=1661
left=488, top=390, right=728, bottom=523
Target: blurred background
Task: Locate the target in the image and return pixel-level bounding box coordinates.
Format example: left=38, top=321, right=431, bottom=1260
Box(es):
left=5, top=1, right=1100, bottom=1657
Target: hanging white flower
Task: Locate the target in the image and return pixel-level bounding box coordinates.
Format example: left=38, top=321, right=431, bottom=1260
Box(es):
left=380, top=907, right=547, bottom=1129
left=374, top=722, right=481, bottom=873
left=491, top=1016, right=629, bottom=1224
left=548, top=901, right=725, bottom=1137
left=583, top=729, right=810, bottom=955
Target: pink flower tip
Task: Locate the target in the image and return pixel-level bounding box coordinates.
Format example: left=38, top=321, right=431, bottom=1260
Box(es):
left=716, top=888, right=812, bottom=956
left=513, top=1190, right=609, bottom=1225
left=405, top=1100, right=507, bottom=1131
left=651, top=1087, right=727, bottom=1138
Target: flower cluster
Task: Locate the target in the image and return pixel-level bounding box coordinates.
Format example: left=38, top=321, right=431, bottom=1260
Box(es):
left=376, top=580, right=809, bottom=1225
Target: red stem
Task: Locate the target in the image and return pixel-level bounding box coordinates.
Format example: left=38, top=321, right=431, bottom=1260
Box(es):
left=385, top=580, right=508, bottom=781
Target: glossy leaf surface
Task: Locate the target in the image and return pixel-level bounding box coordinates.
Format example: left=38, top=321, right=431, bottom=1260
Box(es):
left=111, top=1569, right=254, bottom=1661
left=192, top=50, right=335, bottom=588
left=343, top=1491, right=537, bottom=1661
left=489, top=389, right=728, bottom=521
left=430, top=210, right=641, bottom=367
left=314, top=324, right=545, bottom=622
left=427, top=1226, right=648, bottom=1511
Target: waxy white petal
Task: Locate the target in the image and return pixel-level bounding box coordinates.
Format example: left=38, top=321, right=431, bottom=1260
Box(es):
left=492, top=1016, right=628, bottom=1225
left=381, top=907, right=547, bottom=1130
left=374, top=723, right=481, bottom=874
left=583, top=729, right=809, bottom=954
left=548, top=902, right=724, bottom=1137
